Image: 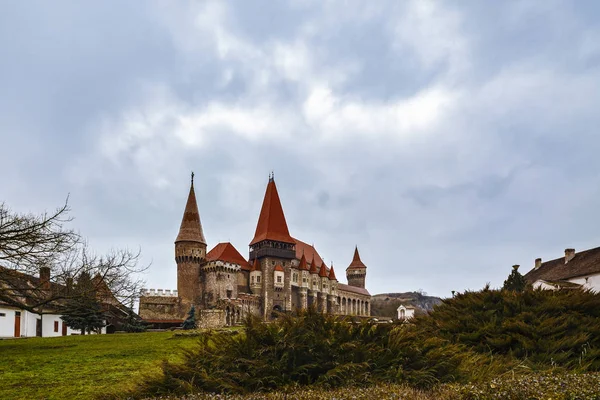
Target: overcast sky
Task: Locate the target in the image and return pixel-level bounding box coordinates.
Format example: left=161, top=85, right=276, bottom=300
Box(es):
left=2, top=1, right=600, bottom=298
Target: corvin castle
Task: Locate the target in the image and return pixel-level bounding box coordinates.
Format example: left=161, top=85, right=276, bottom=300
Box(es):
left=139, top=174, right=371, bottom=327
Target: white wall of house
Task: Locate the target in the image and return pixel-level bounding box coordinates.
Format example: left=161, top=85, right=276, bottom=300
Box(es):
left=0, top=307, right=16, bottom=337
left=22, top=310, right=39, bottom=337
left=0, top=307, right=104, bottom=338
left=532, top=280, right=557, bottom=290
left=568, top=273, right=600, bottom=292
left=397, top=305, right=415, bottom=320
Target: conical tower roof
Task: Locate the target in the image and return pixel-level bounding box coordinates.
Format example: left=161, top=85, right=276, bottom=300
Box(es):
left=175, top=173, right=206, bottom=244
left=319, top=262, right=328, bottom=278
left=298, top=253, right=309, bottom=271
left=309, top=254, right=319, bottom=274
left=347, top=246, right=366, bottom=269
left=328, top=263, right=337, bottom=281
left=249, top=176, right=294, bottom=246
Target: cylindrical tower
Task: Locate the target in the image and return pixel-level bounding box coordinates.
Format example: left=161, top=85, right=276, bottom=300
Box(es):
left=346, top=246, right=367, bottom=288
left=175, top=173, right=207, bottom=305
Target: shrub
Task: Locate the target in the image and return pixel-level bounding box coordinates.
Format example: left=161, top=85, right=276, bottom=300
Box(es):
left=417, top=287, right=600, bottom=370
left=130, top=308, right=466, bottom=397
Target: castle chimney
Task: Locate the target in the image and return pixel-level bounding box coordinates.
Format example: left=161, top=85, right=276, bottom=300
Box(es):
left=565, top=248, right=576, bottom=264
left=39, top=266, right=51, bottom=290
left=535, top=258, right=542, bottom=269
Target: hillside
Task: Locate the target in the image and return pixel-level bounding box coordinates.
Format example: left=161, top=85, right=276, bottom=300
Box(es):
left=370, top=291, right=443, bottom=318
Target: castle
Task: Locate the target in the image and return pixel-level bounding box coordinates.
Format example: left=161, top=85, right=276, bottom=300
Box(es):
left=139, top=174, right=371, bottom=327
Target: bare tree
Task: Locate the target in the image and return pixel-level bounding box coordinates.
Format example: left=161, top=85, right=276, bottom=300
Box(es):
left=0, top=198, right=79, bottom=272
left=0, top=199, right=147, bottom=315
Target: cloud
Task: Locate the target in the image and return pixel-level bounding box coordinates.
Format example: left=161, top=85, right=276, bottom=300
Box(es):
left=3, top=1, right=600, bottom=298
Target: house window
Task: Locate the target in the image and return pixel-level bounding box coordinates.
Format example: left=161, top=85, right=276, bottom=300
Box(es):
left=0, top=313, right=5, bottom=317
left=54, top=321, right=59, bottom=332
left=277, top=276, right=282, bottom=283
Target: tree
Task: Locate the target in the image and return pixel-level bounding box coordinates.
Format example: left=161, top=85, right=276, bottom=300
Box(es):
left=503, top=265, right=528, bottom=293
left=0, top=200, right=147, bottom=315
left=60, top=272, right=106, bottom=335
left=182, top=306, right=196, bottom=330
left=122, top=301, right=147, bottom=333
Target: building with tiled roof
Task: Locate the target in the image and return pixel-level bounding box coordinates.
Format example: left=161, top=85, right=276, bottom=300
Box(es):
left=139, top=173, right=372, bottom=326
left=524, top=247, right=600, bottom=292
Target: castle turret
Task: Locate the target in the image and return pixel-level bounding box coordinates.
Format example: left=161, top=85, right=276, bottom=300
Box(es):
left=249, top=174, right=296, bottom=317
left=175, top=172, right=207, bottom=305
left=249, top=258, right=262, bottom=294
left=346, top=246, right=367, bottom=289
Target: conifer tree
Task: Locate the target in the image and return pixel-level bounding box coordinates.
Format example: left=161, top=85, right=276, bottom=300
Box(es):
left=182, top=305, right=196, bottom=330
left=503, top=265, right=527, bottom=292
left=122, top=301, right=146, bottom=333
left=60, top=272, right=105, bottom=335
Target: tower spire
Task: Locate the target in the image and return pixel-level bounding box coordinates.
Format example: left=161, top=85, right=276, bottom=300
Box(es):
left=175, top=174, right=206, bottom=244
left=249, top=177, right=294, bottom=245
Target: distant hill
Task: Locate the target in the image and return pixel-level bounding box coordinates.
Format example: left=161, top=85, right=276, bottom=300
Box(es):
left=370, top=292, right=443, bottom=318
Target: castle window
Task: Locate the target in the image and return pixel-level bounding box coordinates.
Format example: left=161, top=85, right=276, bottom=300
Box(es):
left=277, top=276, right=282, bottom=283
left=251, top=276, right=255, bottom=283
left=271, top=261, right=275, bottom=266
left=257, top=276, right=261, bottom=283
left=227, top=290, right=232, bottom=299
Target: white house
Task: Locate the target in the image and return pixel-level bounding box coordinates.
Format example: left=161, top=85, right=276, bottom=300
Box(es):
left=524, top=247, right=600, bottom=292
left=396, top=305, right=415, bottom=321
left=1, top=266, right=114, bottom=338
left=0, top=307, right=83, bottom=338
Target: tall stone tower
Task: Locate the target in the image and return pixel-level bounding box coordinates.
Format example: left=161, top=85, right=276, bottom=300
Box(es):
left=175, top=173, right=207, bottom=306
left=346, top=246, right=367, bottom=288
left=249, top=174, right=296, bottom=318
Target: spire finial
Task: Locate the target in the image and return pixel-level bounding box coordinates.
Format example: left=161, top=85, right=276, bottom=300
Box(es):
left=191, top=171, right=195, bottom=187
left=268, top=171, right=274, bottom=182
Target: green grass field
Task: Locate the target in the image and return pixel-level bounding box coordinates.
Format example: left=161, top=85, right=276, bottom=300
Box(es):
left=0, top=332, right=200, bottom=400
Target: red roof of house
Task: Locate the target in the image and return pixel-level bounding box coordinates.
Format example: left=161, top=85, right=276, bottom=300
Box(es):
left=347, top=246, right=367, bottom=270
left=298, top=253, right=309, bottom=271
left=206, top=242, right=251, bottom=271
left=274, top=264, right=284, bottom=272
left=175, top=177, right=207, bottom=244
left=250, top=178, right=294, bottom=246
left=293, top=238, right=324, bottom=266
left=328, top=264, right=337, bottom=281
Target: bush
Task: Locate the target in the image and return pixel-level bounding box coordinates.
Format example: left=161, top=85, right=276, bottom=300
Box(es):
left=417, top=287, right=600, bottom=370
left=125, top=288, right=600, bottom=398
left=130, top=308, right=466, bottom=397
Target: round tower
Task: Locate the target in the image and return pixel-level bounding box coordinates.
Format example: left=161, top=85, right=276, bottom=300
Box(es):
left=346, top=246, right=367, bottom=288
left=175, top=173, right=207, bottom=305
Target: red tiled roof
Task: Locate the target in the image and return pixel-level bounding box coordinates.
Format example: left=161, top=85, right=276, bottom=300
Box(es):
left=250, top=179, right=294, bottom=246
left=298, top=253, right=309, bottom=271
left=328, top=264, right=337, bottom=281
left=206, top=242, right=251, bottom=271
left=175, top=179, right=207, bottom=244
left=338, top=283, right=370, bottom=296
left=274, top=264, right=284, bottom=272
left=250, top=258, right=261, bottom=272
left=347, top=246, right=367, bottom=270
left=319, top=262, right=328, bottom=278
left=293, top=238, right=324, bottom=266
left=524, top=246, right=600, bottom=283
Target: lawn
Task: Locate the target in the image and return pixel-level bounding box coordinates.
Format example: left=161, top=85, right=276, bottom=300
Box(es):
left=0, top=331, right=200, bottom=400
